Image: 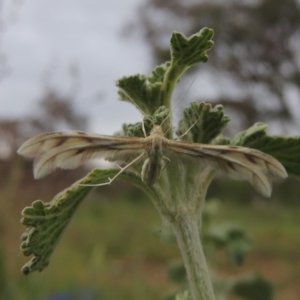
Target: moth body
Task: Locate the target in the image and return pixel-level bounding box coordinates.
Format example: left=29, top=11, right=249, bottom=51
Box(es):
left=142, top=125, right=168, bottom=185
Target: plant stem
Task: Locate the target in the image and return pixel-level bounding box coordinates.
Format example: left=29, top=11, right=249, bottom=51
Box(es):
left=171, top=214, right=215, bottom=300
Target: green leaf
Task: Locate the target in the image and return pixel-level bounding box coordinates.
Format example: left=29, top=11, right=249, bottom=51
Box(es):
left=20, top=168, right=157, bottom=274
left=117, top=62, right=170, bottom=115
left=231, top=122, right=268, bottom=145
left=20, top=169, right=117, bottom=274
left=176, top=102, right=230, bottom=143
left=232, top=122, right=300, bottom=177
left=148, top=61, right=171, bottom=84
left=170, top=28, right=214, bottom=68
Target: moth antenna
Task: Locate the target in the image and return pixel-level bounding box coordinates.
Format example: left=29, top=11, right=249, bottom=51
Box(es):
left=118, top=88, right=154, bottom=137
left=175, top=115, right=202, bottom=140
left=161, top=77, right=197, bottom=136
left=163, top=124, right=175, bottom=136
left=118, top=87, right=146, bottom=117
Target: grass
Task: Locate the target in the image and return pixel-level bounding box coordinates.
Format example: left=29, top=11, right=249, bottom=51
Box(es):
left=1, top=182, right=300, bottom=300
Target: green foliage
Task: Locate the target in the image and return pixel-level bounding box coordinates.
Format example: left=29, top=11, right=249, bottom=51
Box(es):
left=176, top=102, right=230, bottom=143
left=118, top=28, right=214, bottom=121
left=170, top=29, right=214, bottom=67
left=20, top=169, right=123, bottom=274
left=232, top=122, right=300, bottom=177
left=20, top=167, right=160, bottom=274
left=20, top=172, right=95, bottom=274
left=117, top=73, right=165, bottom=115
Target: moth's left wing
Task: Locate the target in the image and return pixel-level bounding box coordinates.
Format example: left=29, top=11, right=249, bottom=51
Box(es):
left=17, top=131, right=145, bottom=179
left=168, top=141, right=287, bottom=197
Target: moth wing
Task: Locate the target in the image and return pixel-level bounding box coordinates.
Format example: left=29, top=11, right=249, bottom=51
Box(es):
left=168, top=141, right=287, bottom=197
left=17, top=131, right=145, bottom=179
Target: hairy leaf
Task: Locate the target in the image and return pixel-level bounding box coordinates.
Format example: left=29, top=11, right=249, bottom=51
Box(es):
left=177, top=102, right=230, bottom=143
left=170, top=28, right=214, bottom=67
left=20, top=168, right=151, bottom=274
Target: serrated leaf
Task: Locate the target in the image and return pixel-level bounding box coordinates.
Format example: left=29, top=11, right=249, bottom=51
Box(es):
left=148, top=61, right=171, bottom=84
left=170, top=28, right=214, bottom=68
left=117, top=63, right=169, bottom=115
left=20, top=169, right=117, bottom=274
left=176, top=102, right=230, bottom=143
left=232, top=122, right=300, bottom=177
left=20, top=168, right=156, bottom=274
left=117, top=75, right=158, bottom=115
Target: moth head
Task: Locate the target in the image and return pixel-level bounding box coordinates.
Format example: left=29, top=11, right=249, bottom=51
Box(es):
left=150, top=125, right=165, bottom=136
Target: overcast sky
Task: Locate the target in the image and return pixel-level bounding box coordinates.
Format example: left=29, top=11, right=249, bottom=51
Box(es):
left=2, top=1, right=298, bottom=138
left=0, top=0, right=153, bottom=134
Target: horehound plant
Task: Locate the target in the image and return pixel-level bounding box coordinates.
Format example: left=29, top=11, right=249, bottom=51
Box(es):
left=17, top=28, right=300, bottom=300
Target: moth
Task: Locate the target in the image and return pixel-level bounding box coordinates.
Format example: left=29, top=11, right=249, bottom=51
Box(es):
left=17, top=124, right=287, bottom=197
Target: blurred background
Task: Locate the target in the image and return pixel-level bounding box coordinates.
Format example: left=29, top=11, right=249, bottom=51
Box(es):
left=0, top=0, right=299, bottom=299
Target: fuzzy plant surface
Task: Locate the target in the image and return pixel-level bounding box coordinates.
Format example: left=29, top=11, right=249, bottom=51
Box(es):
left=160, top=199, right=274, bottom=300
left=18, top=28, right=300, bottom=300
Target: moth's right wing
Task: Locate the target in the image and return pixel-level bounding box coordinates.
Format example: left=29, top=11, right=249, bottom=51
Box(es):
left=17, top=131, right=145, bottom=179
left=167, top=141, right=287, bottom=197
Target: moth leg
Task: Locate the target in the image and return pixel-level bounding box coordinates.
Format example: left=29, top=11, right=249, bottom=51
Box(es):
left=141, top=116, right=154, bottom=137
left=80, top=152, right=145, bottom=187
left=161, top=156, right=170, bottom=172
left=141, top=118, right=147, bottom=137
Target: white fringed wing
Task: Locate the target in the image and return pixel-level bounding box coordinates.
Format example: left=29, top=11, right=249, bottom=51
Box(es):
left=17, top=131, right=145, bottom=179
left=168, top=141, right=287, bottom=197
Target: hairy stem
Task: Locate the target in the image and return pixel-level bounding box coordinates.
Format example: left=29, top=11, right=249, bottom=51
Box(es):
left=171, top=214, right=215, bottom=300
